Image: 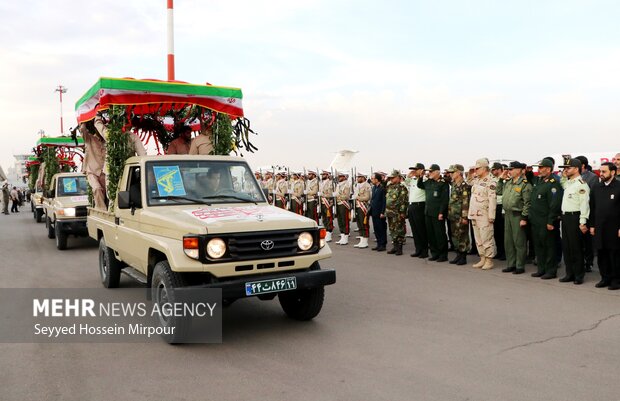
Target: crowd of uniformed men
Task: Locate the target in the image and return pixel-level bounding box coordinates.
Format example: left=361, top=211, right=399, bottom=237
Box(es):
left=254, top=153, right=620, bottom=290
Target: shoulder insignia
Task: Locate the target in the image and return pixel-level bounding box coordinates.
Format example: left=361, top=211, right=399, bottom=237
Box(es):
left=551, top=188, right=557, bottom=193
left=579, top=189, right=586, bottom=194
left=523, top=179, right=528, bottom=183
left=489, top=184, right=496, bottom=190
left=463, top=191, right=468, bottom=196
left=550, top=178, right=555, bottom=182
left=578, top=178, right=584, bottom=184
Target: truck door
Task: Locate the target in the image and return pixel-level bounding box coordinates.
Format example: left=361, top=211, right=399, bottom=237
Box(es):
left=115, top=165, right=145, bottom=271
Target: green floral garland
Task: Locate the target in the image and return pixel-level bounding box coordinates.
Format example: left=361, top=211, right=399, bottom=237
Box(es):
left=212, top=113, right=234, bottom=155
left=28, top=164, right=40, bottom=192
left=42, top=147, right=59, bottom=191
left=105, top=105, right=134, bottom=211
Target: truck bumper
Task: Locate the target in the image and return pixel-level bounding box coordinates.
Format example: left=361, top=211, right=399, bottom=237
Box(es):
left=189, top=268, right=336, bottom=299
left=56, top=219, right=88, bottom=236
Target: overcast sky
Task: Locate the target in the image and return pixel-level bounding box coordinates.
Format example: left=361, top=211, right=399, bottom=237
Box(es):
left=1, top=0, right=619, bottom=177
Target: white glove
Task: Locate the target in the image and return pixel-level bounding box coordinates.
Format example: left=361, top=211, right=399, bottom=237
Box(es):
left=352, top=194, right=357, bottom=200
left=303, top=190, right=308, bottom=195
left=287, top=189, right=293, bottom=194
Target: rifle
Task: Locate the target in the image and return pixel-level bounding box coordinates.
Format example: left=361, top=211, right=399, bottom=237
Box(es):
left=350, top=167, right=356, bottom=221
left=331, top=167, right=337, bottom=218
left=286, top=166, right=291, bottom=210
left=303, top=167, right=308, bottom=214
left=316, top=166, right=322, bottom=222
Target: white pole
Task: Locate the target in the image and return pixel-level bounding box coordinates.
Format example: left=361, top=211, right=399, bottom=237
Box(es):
left=167, top=0, right=175, bottom=81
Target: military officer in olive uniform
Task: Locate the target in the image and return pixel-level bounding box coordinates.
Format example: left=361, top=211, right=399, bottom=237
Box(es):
left=353, top=173, right=372, bottom=249
left=446, top=164, right=470, bottom=265
left=558, top=158, right=590, bottom=285
left=529, top=158, right=563, bottom=279
left=319, top=170, right=335, bottom=242
left=501, top=161, right=532, bottom=275
left=417, top=164, right=450, bottom=262
left=386, top=170, right=409, bottom=255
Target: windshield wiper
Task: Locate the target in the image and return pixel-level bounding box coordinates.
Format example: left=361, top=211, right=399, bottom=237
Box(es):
left=202, top=195, right=257, bottom=204
left=151, top=195, right=212, bottom=205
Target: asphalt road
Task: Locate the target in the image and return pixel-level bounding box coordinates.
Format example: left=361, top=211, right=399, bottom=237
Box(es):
left=1, top=209, right=619, bottom=401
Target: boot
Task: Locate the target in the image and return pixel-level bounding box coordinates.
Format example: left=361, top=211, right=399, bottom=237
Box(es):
left=340, top=235, right=349, bottom=245
left=353, top=237, right=363, bottom=248
left=395, top=244, right=403, bottom=255
left=455, top=252, right=467, bottom=265
left=481, top=258, right=494, bottom=270
left=357, top=237, right=369, bottom=249
left=325, top=232, right=332, bottom=242
left=387, top=245, right=397, bottom=254
left=335, top=234, right=345, bottom=244
left=472, top=256, right=486, bottom=268
left=449, top=253, right=461, bottom=264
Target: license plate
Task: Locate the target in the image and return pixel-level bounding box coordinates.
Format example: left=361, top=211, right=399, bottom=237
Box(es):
left=245, top=277, right=297, bottom=296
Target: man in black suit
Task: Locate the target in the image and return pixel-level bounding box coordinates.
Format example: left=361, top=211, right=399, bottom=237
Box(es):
left=589, top=162, right=620, bottom=290
left=370, top=173, right=387, bottom=251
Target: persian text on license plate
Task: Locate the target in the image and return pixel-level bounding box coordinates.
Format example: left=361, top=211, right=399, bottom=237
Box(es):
left=245, top=277, right=297, bottom=296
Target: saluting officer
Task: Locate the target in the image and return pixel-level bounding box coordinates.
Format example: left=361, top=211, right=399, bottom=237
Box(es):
left=335, top=173, right=352, bottom=245
left=319, top=170, right=334, bottom=242
left=417, top=164, right=449, bottom=262
left=446, top=164, right=470, bottom=265
left=353, top=173, right=372, bottom=249
left=501, top=161, right=532, bottom=275
left=558, top=158, right=590, bottom=285
left=529, top=158, right=563, bottom=279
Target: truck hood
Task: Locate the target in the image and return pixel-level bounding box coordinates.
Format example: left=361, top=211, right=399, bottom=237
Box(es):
left=140, top=203, right=317, bottom=236
left=54, top=195, right=90, bottom=208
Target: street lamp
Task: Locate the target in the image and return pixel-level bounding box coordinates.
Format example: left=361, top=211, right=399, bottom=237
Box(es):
left=54, top=85, right=67, bottom=134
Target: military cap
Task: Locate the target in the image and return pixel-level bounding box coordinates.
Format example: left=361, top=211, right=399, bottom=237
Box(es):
left=507, top=161, right=523, bottom=169
left=337, top=172, right=347, bottom=177
left=376, top=171, right=388, bottom=177
left=447, top=164, right=464, bottom=172
left=356, top=172, right=367, bottom=177
left=306, top=170, right=317, bottom=175
left=321, top=170, right=331, bottom=175
left=491, top=162, right=503, bottom=170
left=535, top=158, right=554, bottom=168
left=387, top=169, right=402, bottom=178
left=475, top=158, right=490, bottom=168
left=426, top=164, right=441, bottom=172
left=560, top=158, right=582, bottom=169
left=409, top=163, right=425, bottom=170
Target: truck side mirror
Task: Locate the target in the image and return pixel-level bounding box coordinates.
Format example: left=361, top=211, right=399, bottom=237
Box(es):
left=117, top=191, right=130, bottom=209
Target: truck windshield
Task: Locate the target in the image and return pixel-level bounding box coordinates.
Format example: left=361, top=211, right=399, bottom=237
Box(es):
left=57, top=176, right=88, bottom=197
left=146, top=160, right=266, bottom=206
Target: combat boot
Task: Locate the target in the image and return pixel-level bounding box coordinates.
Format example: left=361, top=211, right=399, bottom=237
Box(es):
left=395, top=244, right=403, bottom=255
left=387, top=245, right=397, bottom=254
left=353, top=237, right=363, bottom=248
left=449, top=253, right=461, bottom=264
left=335, top=234, right=345, bottom=244
left=472, top=256, right=486, bottom=268
left=456, top=252, right=467, bottom=265
left=325, top=232, right=333, bottom=242
left=357, top=237, right=368, bottom=248
left=481, top=258, right=494, bottom=270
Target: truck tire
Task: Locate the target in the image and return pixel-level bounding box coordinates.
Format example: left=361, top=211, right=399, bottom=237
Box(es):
left=151, top=261, right=191, bottom=344
left=36, top=209, right=43, bottom=223
left=55, top=223, right=68, bottom=250
left=278, top=286, right=325, bottom=321
left=46, top=215, right=55, bottom=239
left=99, top=237, right=121, bottom=288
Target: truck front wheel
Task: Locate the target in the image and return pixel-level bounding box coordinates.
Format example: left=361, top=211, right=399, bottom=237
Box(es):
left=46, top=215, right=55, bottom=239
left=36, top=209, right=43, bottom=223
left=99, top=237, right=121, bottom=288
left=151, top=261, right=191, bottom=343
left=278, top=286, right=325, bottom=321
left=55, top=223, right=68, bottom=250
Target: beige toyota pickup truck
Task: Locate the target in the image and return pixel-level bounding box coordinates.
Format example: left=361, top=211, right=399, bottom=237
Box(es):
left=43, top=172, right=90, bottom=250
left=31, top=185, right=45, bottom=223
left=87, top=155, right=335, bottom=335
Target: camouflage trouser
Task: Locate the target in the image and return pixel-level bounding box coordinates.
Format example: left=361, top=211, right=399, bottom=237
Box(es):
left=355, top=208, right=370, bottom=238
left=449, top=217, right=470, bottom=253
left=305, top=200, right=319, bottom=224
left=321, top=200, right=334, bottom=231
left=387, top=212, right=406, bottom=245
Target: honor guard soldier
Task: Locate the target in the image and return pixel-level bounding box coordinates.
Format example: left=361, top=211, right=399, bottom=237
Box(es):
left=418, top=164, right=450, bottom=262
left=501, top=161, right=532, bottom=275
left=468, top=158, right=498, bottom=270
left=305, top=170, right=319, bottom=223
left=406, top=163, right=429, bottom=258
left=274, top=171, right=288, bottom=209
left=263, top=170, right=274, bottom=202
left=320, top=170, right=335, bottom=242
left=335, top=172, right=352, bottom=245
left=353, top=172, right=372, bottom=248
left=589, top=162, right=620, bottom=289
left=558, top=158, right=590, bottom=285
left=529, top=158, right=563, bottom=279
left=289, top=172, right=305, bottom=215
left=446, top=164, right=470, bottom=265
left=386, top=170, right=409, bottom=255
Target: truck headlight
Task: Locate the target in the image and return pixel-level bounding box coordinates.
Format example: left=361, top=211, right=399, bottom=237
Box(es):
left=206, top=238, right=227, bottom=259
left=297, top=232, right=314, bottom=251
left=58, top=207, right=76, bottom=217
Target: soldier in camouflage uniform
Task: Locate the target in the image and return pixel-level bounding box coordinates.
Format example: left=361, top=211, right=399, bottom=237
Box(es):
left=446, top=164, right=470, bottom=265
left=319, top=170, right=335, bottom=242
left=386, top=170, right=409, bottom=255
left=305, top=170, right=319, bottom=223
left=353, top=172, right=372, bottom=248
